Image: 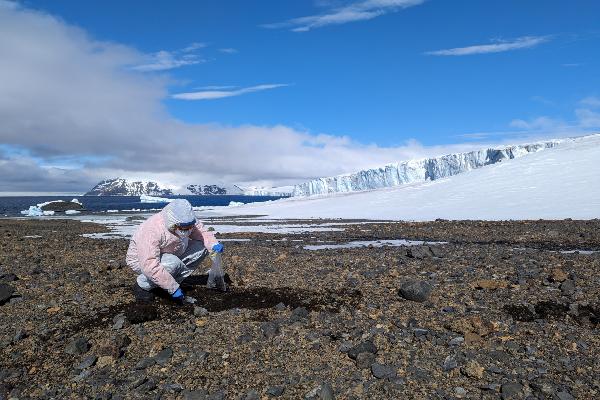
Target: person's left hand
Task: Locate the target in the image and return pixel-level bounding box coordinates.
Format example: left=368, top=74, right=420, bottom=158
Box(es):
left=212, top=243, right=224, bottom=253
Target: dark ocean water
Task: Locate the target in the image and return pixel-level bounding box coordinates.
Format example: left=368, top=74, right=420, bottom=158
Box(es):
left=0, top=195, right=285, bottom=217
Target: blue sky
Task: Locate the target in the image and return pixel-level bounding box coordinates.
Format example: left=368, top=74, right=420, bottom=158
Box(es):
left=1, top=0, right=600, bottom=192
left=26, top=0, right=600, bottom=145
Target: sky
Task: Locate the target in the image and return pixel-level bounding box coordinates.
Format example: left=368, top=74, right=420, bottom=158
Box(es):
left=0, top=0, right=599, bottom=194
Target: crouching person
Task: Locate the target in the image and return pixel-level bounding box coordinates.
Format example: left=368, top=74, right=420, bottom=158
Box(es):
left=126, top=199, right=224, bottom=303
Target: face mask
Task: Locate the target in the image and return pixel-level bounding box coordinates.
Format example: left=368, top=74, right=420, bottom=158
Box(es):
left=175, top=229, right=191, bottom=238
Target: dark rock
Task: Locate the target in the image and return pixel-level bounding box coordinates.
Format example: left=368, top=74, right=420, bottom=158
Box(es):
left=112, top=314, right=130, bottom=330
left=267, top=386, right=285, bottom=397
left=65, top=337, right=90, bottom=356
left=560, top=280, right=576, bottom=296
left=443, top=355, right=458, bottom=371
left=0, top=283, right=15, bottom=305
left=398, top=280, right=432, bottom=302
left=113, top=333, right=131, bottom=351
left=208, top=391, right=226, bottom=400
left=290, top=307, right=309, bottom=322
left=347, top=340, right=377, bottom=360
left=41, top=200, right=84, bottom=212
left=260, top=322, right=280, bottom=338
left=355, top=352, right=376, bottom=369
left=75, top=355, right=97, bottom=370
left=555, top=391, right=575, bottom=400
left=449, top=336, right=464, bottom=346
left=243, top=390, right=260, bottom=400
left=236, top=334, right=253, bottom=344
left=193, top=306, right=209, bottom=317
left=406, top=246, right=434, bottom=259
left=154, top=347, right=173, bottom=365
left=137, top=378, right=157, bottom=393
left=319, top=383, right=334, bottom=400
left=274, top=302, right=286, bottom=311
left=371, top=363, right=396, bottom=379
left=501, top=383, right=523, bottom=399
left=13, top=328, right=27, bottom=342
left=182, top=389, right=208, bottom=400
left=0, top=273, right=18, bottom=282
left=135, top=357, right=156, bottom=370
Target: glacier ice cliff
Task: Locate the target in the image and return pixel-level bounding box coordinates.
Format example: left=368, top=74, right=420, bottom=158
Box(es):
left=293, top=140, right=562, bottom=196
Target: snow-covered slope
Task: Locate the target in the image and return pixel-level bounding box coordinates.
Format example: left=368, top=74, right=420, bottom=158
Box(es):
left=293, top=139, right=562, bottom=196
left=211, top=134, right=600, bottom=220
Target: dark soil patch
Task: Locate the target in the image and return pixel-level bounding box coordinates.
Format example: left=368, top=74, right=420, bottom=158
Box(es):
left=534, top=301, right=569, bottom=319
left=503, top=304, right=536, bottom=322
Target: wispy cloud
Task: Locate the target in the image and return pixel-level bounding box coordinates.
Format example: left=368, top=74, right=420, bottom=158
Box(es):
left=425, top=36, right=550, bottom=56
left=263, top=0, right=425, bottom=32
left=219, top=48, right=238, bottom=54
left=172, top=84, right=289, bottom=100
left=132, top=43, right=206, bottom=71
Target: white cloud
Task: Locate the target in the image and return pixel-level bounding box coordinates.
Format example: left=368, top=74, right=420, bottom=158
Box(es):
left=172, top=84, right=289, bottom=100
left=580, top=96, right=600, bottom=108
left=219, top=48, right=238, bottom=54
left=132, top=49, right=205, bottom=72
left=426, top=36, right=550, bottom=56
left=182, top=42, right=207, bottom=52
left=263, top=0, right=425, bottom=32
left=509, top=116, right=566, bottom=130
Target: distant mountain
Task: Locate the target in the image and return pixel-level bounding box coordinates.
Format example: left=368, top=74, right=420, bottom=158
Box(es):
left=85, top=179, right=174, bottom=196
left=293, top=138, right=566, bottom=196
left=84, top=178, right=291, bottom=196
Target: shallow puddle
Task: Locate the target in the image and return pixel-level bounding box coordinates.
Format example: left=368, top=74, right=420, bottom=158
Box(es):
left=303, top=239, right=446, bottom=250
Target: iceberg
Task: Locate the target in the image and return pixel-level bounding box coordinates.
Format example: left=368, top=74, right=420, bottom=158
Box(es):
left=20, top=206, right=55, bottom=216
left=140, top=194, right=173, bottom=203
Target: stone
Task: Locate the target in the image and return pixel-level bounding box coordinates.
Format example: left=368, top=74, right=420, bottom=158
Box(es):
left=371, top=363, right=396, bottom=379
left=290, top=307, right=309, bottom=322
left=112, top=314, right=129, bottom=330
left=135, top=357, right=156, bottom=370
left=182, top=389, right=208, bottom=400
left=550, top=268, right=568, bottom=282
left=267, top=386, right=285, bottom=397
left=347, top=340, right=377, bottom=360
left=319, top=383, right=335, bottom=400
left=398, top=280, right=432, bottom=302
left=154, top=347, right=173, bottom=365
left=0, top=283, right=15, bottom=305
left=260, top=322, right=280, bottom=338
left=113, top=333, right=131, bottom=351
left=355, top=352, right=376, bottom=369
left=243, top=390, right=260, bottom=400
left=461, top=360, right=484, bottom=379
left=555, top=391, right=575, bottom=400
left=560, top=280, right=576, bottom=296
left=443, top=355, right=458, bottom=371
left=96, top=355, right=114, bottom=368
left=75, top=355, right=97, bottom=370
left=274, top=302, right=286, bottom=311
left=137, top=378, right=157, bottom=393
left=449, top=336, right=464, bottom=346
left=501, top=383, right=523, bottom=399
left=65, top=337, right=90, bottom=356
left=13, top=328, right=27, bottom=342
left=0, top=273, right=18, bottom=282
left=454, top=387, right=467, bottom=397
left=193, top=306, right=209, bottom=317
left=208, top=390, right=226, bottom=400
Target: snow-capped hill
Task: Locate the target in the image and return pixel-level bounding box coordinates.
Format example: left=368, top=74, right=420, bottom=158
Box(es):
left=293, top=139, right=564, bottom=196
left=84, top=178, right=288, bottom=196
left=186, top=184, right=243, bottom=195
left=85, top=179, right=174, bottom=196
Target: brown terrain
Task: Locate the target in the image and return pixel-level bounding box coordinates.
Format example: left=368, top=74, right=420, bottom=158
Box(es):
left=1, top=217, right=599, bottom=399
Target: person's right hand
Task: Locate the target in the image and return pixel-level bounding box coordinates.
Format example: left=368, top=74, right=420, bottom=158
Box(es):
left=172, top=288, right=184, bottom=299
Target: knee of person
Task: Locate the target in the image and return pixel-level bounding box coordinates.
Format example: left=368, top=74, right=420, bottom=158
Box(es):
left=160, top=253, right=184, bottom=271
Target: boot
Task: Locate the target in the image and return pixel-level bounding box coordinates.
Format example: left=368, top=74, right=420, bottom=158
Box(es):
left=133, top=283, right=155, bottom=303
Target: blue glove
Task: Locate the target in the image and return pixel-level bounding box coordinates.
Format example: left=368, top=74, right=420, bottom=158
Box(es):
left=172, top=288, right=184, bottom=299
left=212, top=243, right=224, bottom=253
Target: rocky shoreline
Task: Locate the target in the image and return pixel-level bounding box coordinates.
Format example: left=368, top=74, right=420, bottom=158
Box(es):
left=1, top=218, right=599, bottom=399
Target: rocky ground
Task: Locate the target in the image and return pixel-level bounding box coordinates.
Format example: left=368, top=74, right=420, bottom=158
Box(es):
left=1, top=218, right=599, bottom=400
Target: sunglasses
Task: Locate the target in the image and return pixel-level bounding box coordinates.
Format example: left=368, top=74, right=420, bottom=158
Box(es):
left=175, top=224, right=194, bottom=231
